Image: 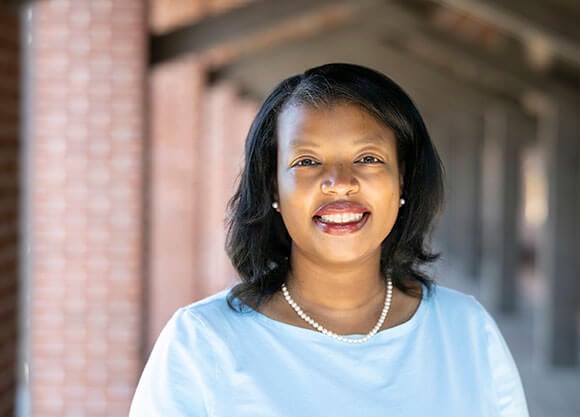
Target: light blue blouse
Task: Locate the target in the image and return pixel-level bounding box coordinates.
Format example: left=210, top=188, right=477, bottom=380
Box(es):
left=129, top=285, right=529, bottom=417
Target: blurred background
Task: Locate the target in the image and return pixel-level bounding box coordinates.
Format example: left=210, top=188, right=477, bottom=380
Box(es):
left=0, top=0, right=578, bottom=416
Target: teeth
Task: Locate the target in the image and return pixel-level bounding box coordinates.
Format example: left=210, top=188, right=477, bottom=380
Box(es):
left=319, top=212, right=364, bottom=224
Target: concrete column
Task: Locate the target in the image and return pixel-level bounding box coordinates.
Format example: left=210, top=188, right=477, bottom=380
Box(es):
left=450, top=114, right=484, bottom=279
left=436, top=113, right=483, bottom=279
left=427, top=117, right=453, bottom=254
left=480, top=107, right=531, bottom=313
left=538, top=100, right=579, bottom=367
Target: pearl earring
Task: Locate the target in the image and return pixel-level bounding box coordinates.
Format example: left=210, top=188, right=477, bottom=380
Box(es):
left=272, top=201, right=279, bottom=209
left=399, top=198, right=405, bottom=207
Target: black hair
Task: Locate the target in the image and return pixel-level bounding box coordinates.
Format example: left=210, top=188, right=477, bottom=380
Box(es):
left=226, top=63, right=444, bottom=310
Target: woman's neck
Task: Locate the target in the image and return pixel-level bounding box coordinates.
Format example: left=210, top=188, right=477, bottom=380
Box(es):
left=286, top=248, right=385, bottom=312
left=258, top=249, right=422, bottom=336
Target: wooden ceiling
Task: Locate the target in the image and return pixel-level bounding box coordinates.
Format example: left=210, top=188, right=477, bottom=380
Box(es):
left=149, top=0, right=580, bottom=116
left=1, top=0, right=577, bottom=113
left=150, top=0, right=258, bottom=34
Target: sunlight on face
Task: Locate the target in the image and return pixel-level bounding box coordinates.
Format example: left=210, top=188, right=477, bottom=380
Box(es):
left=276, top=102, right=403, bottom=268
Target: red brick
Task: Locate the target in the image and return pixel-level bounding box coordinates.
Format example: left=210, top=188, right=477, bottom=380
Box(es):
left=29, top=1, right=146, bottom=416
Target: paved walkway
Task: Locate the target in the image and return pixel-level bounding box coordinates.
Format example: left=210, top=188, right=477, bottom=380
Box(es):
left=433, top=258, right=580, bottom=417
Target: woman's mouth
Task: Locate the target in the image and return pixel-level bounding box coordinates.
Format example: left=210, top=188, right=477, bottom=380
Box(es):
left=318, top=212, right=365, bottom=223
left=313, top=210, right=370, bottom=235
left=313, top=201, right=371, bottom=235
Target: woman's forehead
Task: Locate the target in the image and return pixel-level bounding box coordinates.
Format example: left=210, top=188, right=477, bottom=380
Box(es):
left=276, top=102, right=395, bottom=147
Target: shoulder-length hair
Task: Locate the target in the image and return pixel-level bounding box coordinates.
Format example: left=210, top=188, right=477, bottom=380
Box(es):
left=226, top=63, right=444, bottom=310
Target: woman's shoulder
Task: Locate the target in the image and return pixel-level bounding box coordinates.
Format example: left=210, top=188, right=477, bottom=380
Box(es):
left=181, top=288, right=231, bottom=313
left=415, top=284, right=503, bottom=361
left=153, top=289, right=240, bottom=354
left=429, top=283, right=482, bottom=308
left=173, top=289, right=237, bottom=329
left=426, top=283, right=493, bottom=328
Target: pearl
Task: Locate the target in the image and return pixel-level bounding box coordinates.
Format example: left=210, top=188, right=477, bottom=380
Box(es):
left=281, top=278, right=393, bottom=343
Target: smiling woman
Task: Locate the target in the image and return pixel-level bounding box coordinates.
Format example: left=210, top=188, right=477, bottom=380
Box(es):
left=129, top=63, right=529, bottom=417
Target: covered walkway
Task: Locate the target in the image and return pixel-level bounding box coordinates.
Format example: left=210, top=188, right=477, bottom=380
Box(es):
left=0, top=0, right=578, bottom=416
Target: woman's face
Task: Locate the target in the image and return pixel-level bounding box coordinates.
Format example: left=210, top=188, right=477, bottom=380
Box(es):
left=275, top=102, right=403, bottom=267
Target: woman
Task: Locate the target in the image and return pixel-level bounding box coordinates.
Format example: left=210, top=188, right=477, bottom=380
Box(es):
left=129, top=63, right=529, bottom=416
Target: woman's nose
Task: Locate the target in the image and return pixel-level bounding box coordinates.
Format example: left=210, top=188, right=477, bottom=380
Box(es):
left=320, top=164, right=360, bottom=195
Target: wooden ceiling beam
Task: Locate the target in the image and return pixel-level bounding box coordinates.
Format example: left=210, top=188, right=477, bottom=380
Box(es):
left=150, top=0, right=376, bottom=65
left=219, top=28, right=505, bottom=115
left=359, top=2, right=579, bottom=107
left=431, top=0, right=580, bottom=68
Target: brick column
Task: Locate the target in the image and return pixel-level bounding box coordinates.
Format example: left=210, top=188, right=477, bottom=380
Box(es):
left=198, top=83, right=258, bottom=296
left=147, top=73, right=259, bottom=349
left=0, top=8, right=20, bottom=417
left=148, top=57, right=204, bottom=350
left=198, top=82, right=236, bottom=297
left=224, top=97, right=258, bottom=280
left=27, top=1, right=146, bottom=416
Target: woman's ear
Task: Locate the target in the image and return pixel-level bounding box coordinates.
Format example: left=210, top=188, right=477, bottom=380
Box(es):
left=398, top=164, right=405, bottom=195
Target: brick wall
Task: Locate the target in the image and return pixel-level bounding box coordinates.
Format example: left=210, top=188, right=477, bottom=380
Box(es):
left=29, top=1, right=146, bottom=416
left=0, top=8, right=19, bottom=417
left=26, top=0, right=261, bottom=412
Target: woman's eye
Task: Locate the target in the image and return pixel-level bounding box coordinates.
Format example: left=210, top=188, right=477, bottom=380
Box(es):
left=357, top=155, right=383, bottom=164
left=294, top=158, right=319, bottom=167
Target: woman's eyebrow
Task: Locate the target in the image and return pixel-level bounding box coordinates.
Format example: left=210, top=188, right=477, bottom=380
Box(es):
left=288, top=139, right=320, bottom=150
left=290, top=133, right=389, bottom=147
left=353, top=134, right=390, bottom=145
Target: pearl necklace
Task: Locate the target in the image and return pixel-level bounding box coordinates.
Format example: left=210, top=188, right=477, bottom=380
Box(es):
left=281, top=278, right=393, bottom=344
